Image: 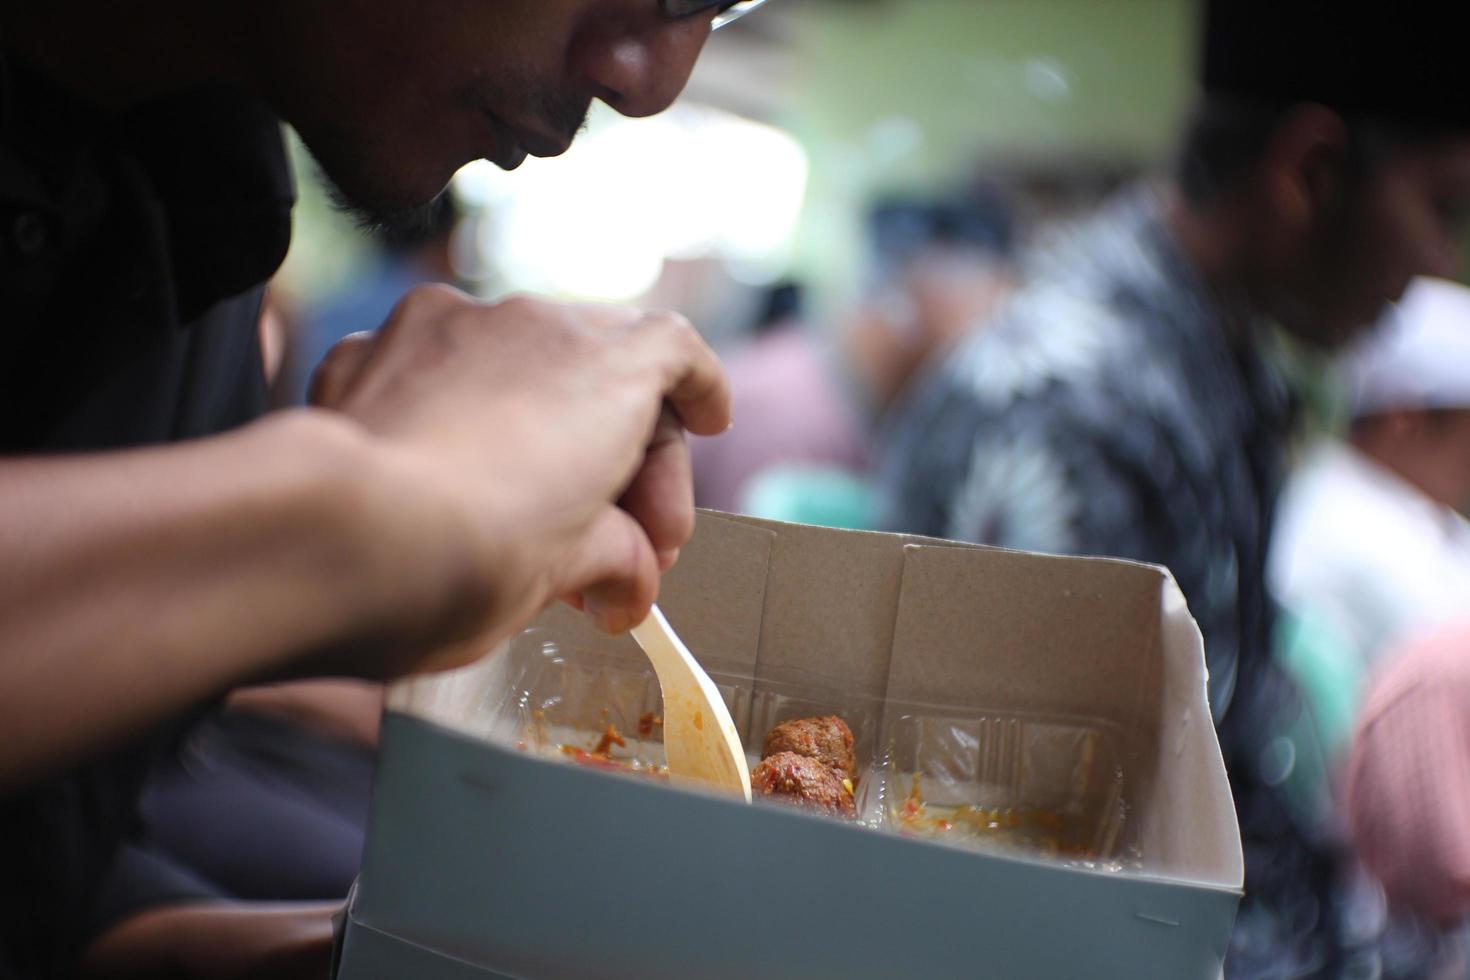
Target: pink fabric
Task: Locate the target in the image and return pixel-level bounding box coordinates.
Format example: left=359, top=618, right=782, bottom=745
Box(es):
left=1346, top=620, right=1470, bottom=923
left=690, top=329, right=868, bottom=513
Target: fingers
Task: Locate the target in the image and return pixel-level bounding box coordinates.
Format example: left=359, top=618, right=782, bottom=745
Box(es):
left=606, top=312, right=722, bottom=574
left=618, top=407, right=694, bottom=570
left=627, top=312, right=732, bottom=437
left=308, top=332, right=377, bottom=407
left=560, top=507, right=661, bottom=634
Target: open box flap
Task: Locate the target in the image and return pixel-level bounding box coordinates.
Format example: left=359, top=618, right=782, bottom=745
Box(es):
left=886, top=541, right=1242, bottom=888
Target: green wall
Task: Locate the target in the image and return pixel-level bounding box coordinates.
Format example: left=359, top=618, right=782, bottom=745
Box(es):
left=779, top=0, right=1199, bottom=299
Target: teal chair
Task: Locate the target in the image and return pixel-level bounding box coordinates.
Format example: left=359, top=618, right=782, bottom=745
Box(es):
left=1268, top=607, right=1365, bottom=836
left=739, top=465, right=876, bottom=530
left=1275, top=608, right=1365, bottom=765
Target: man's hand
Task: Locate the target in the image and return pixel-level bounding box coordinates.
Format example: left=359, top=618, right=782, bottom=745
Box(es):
left=309, top=286, right=730, bottom=673
left=0, top=288, right=726, bottom=789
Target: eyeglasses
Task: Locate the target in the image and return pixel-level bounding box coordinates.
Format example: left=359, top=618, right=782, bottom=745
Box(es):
left=660, top=0, right=772, bottom=30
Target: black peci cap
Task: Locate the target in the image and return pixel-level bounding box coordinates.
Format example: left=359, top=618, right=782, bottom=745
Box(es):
left=1202, top=0, right=1470, bottom=129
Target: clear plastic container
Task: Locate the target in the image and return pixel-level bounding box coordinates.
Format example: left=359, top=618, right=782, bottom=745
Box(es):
left=483, top=627, right=1136, bottom=870
left=869, top=711, right=1136, bottom=869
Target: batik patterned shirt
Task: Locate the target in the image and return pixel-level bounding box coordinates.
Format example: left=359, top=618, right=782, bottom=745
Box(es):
left=878, top=186, right=1293, bottom=722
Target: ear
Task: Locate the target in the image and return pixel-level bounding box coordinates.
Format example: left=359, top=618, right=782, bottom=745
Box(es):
left=1260, top=104, right=1350, bottom=231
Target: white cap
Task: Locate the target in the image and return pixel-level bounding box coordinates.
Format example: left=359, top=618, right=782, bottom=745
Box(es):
left=1343, top=277, right=1470, bottom=418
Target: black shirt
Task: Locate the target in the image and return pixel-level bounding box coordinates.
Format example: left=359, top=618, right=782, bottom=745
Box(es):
left=0, top=51, right=294, bottom=978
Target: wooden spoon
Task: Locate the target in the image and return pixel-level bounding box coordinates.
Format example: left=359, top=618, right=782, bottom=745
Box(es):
left=630, top=605, right=752, bottom=802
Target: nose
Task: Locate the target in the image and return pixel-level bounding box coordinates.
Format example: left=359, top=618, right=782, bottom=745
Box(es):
left=569, top=14, right=712, bottom=118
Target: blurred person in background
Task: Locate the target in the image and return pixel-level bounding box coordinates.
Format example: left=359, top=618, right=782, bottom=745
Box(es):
left=1262, top=284, right=1470, bottom=980
left=876, top=1, right=1470, bottom=975
left=689, top=279, right=869, bottom=513
left=1267, top=279, right=1470, bottom=980
left=0, top=0, right=754, bottom=977
left=693, top=189, right=1014, bottom=523
left=1346, top=620, right=1470, bottom=979
left=846, top=188, right=1017, bottom=419
left=1271, top=277, right=1470, bottom=752
left=1264, top=283, right=1470, bottom=975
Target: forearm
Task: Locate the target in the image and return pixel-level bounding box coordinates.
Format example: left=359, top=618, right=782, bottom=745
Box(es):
left=78, top=901, right=338, bottom=980
left=0, top=410, right=406, bottom=790
left=226, top=680, right=386, bottom=747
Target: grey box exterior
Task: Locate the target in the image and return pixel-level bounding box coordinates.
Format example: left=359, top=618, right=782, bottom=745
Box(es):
left=336, top=713, right=1239, bottom=980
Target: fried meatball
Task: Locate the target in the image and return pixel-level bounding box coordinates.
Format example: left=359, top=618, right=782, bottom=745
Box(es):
left=761, top=715, right=856, bottom=780
left=750, top=752, right=856, bottom=819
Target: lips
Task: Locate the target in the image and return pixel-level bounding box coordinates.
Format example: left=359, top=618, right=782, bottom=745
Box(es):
left=504, top=122, right=572, bottom=159
left=477, top=110, right=529, bottom=170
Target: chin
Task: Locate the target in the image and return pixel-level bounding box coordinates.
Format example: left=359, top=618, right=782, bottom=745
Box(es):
left=307, top=140, right=460, bottom=233
left=1325, top=319, right=1380, bottom=351
left=1276, top=287, right=1391, bottom=351
left=1277, top=312, right=1367, bottom=352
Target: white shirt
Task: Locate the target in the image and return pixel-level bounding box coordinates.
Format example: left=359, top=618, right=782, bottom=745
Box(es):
left=1270, top=440, right=1470, bottom=672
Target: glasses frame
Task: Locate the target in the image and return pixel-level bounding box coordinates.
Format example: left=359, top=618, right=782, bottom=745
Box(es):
left=660, top=0, right=772, bottom=30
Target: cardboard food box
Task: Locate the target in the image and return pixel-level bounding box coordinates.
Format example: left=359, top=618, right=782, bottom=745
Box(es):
left=335, top=511, right=1242, bottom=979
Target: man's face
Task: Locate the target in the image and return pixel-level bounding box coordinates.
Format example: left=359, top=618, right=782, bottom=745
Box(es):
left=1356, top=408, right=1470, bottom=513
left=1427, top=409, right=1470, bottom=514
left=259, top=0, right=720, bottom=223
left=1272, top=135, right=1470, bottom=348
